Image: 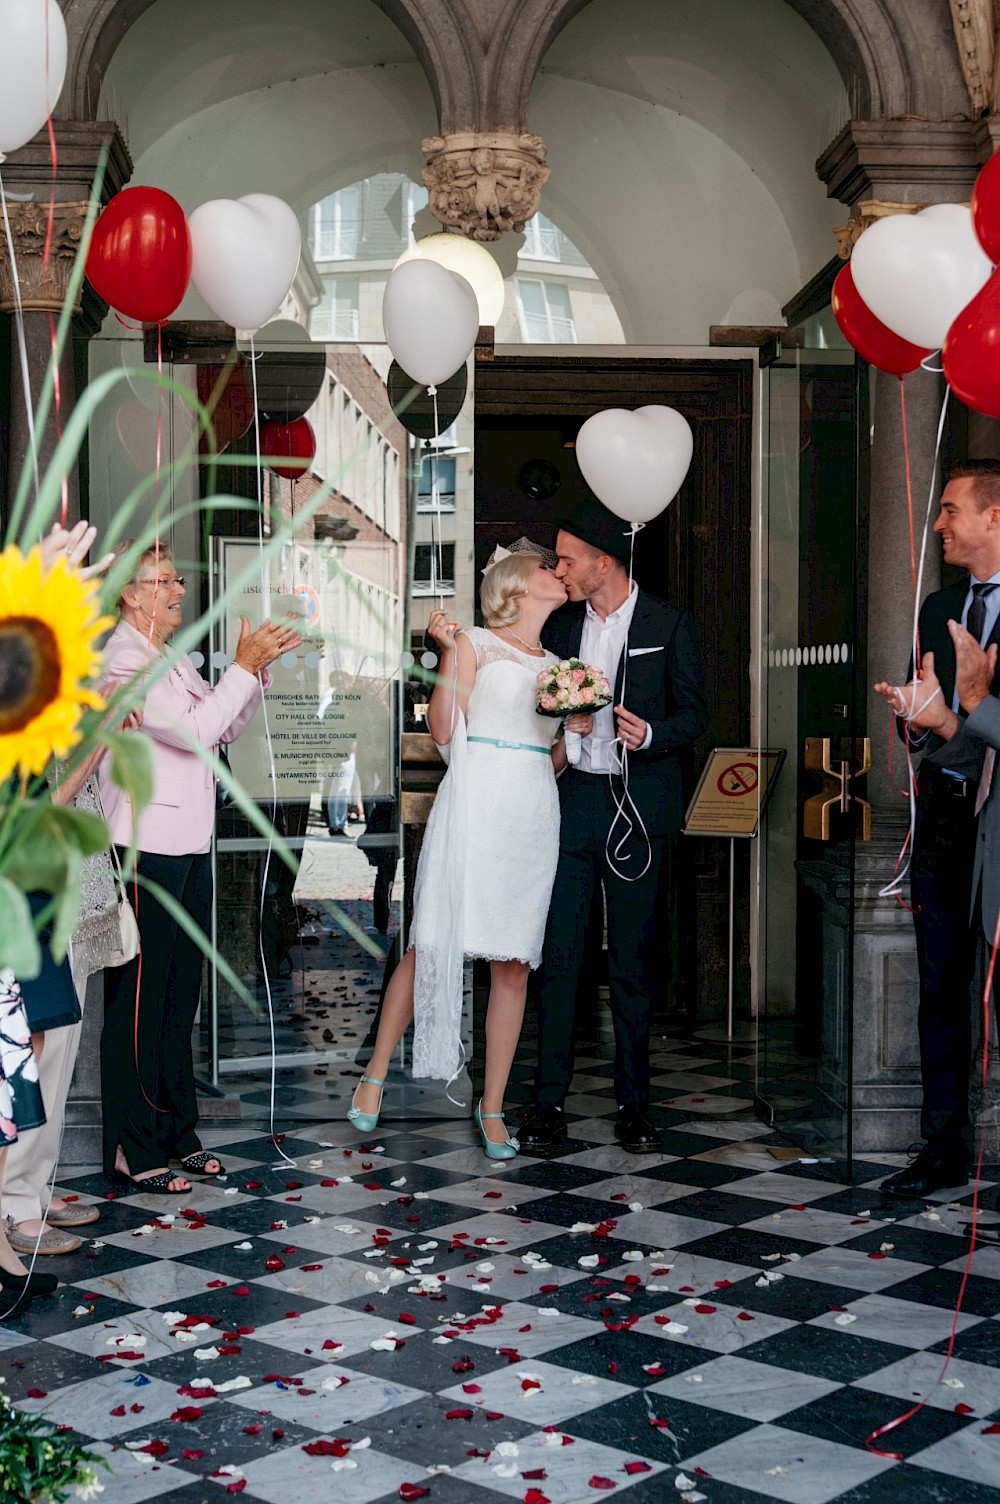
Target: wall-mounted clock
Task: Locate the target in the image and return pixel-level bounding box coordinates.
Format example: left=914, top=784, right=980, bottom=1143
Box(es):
left=517, top=457, right=561, bottom=502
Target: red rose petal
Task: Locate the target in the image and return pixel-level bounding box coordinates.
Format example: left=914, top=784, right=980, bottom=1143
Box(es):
left=398, top=1488, right=430, bottom=1502
left=523, top=1468, right=547, bottom=1479
left=234, top=1286, right=251, bottom=1296
left=624, top=1461, right=652, bottom=1475
left=109, top=1405, right=126, bottom=1417
left=694, top=1303, right=716, bottom=1314
left=981, top=1423, right=1000, bottom=1433
left=737, top=1312, right=755, bottom=1321
left=300, top=1264, right=324, bottom=1272
left=955, top=1403, right=975, bottom=1415
left=26, top=1388, right=47, bottom=1399
left=589, top=1479, right=616, bottom=1491
left=525, top=1491, right=551, bottom=1504
left=182, top=1449, right=204, bottom=1460
left=171, top=1407, right=203, bottom=1423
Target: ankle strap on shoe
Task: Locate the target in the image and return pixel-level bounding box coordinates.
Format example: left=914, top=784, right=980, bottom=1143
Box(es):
left=360, top=1075, right=385, bottom=1086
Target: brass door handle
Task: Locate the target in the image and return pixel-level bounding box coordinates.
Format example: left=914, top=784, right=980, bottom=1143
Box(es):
left=803, top=736, right=871, bottom=841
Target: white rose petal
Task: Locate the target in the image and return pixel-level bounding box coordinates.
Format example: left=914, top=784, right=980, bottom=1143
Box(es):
left=880, top=1243, right=895, bottom=1253
left=570, top=1222, right=598, bottom=1234
left=216, top=1375, right=253, bottom=1394
left=675, top=1475, right=696, bottom=1491
left=494, top=1464, right=519, bottom=1478
left=322, top=1374, right=347, bottom=1389
left=352, top=1438, right=371, bottom=1450
left=331, top=1460, right=357, bottom=1472
left=578, top=1254, right=600, bottom=1268
left=834, top=1313, right=857, bottom=1326
left=235, top=1241, right=253, bottom=1251
left=495, top=1442, right=520, bottom=1457
left=224, top=1187, right=239, bottom=1196
left=194, top=1346, right=221, bottom=1360
left=622, top=1250, right=645, bottom=1262
left=943, top=1378, right=965, bottom=1389
left=162, top=1311, right=186, bottom=1324
left=391, top=1177, right=407, bottom=1187
left=628, top=1202, right=644, bottom=1213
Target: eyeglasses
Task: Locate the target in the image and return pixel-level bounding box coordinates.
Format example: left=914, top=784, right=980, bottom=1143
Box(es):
left=137, top=576, right=186, bottom=589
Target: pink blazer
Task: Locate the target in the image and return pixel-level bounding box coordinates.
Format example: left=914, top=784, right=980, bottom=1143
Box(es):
left=98, top=621, right=268, bottom=857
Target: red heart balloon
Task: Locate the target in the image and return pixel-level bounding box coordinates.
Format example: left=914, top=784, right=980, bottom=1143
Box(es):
left=831, top=263, right=931, bottom=376
left=197, top=359, right=255, bottom=451
left=972, top=151, right=1000, bottom=264
left=259, top=416, right=316, bottom=479
left=86, top=186, right=192, bottom=322
left=943, top=265, right=1000, bottom=418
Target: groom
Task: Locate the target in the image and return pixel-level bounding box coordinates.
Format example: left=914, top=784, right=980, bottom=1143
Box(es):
left=521, top=497, right=709, bottom=1152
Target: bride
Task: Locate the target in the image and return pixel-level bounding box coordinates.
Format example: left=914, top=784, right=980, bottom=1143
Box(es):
left=347, top=541, right=590, bottom=1158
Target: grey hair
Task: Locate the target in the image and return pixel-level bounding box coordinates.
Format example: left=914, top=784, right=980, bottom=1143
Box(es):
left=110, top=538, right=174, bottom=613
left=480, top=551, right=541, bottom=628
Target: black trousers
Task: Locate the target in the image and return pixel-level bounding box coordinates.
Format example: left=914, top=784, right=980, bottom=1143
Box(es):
left=910, top=764, right=979, bottom=1158
left=535, top=770, right=666, bottom=1107
left=102, top=850, right=213, bottom=1175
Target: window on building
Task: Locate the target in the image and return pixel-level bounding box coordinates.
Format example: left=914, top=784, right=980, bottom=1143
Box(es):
left=522, top=212, right=561, bottom=261
left=413, top=542, right=455, bottom=596
left=417, top=455, right=456, bottom=512
left=312, top=278, right=360, bottom=340
left=516, top=278, right=576, bottom=343
left=311, top=186, right=362, bottom=260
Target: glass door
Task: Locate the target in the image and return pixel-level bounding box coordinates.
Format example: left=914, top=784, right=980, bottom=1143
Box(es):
left=755, top=311, right=866, bottom=1160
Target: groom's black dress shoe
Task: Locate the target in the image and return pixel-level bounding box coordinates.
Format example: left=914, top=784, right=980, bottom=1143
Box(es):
left=615, top=1105, right=661, bottom=1154
left=881, top=1145, right=969, bottom=1200
left=519, top=1104, right=568, bottom=1150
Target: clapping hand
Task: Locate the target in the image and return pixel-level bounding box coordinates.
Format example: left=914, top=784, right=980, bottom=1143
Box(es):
left=39, top=521, right=116, bottom=580
left=234, top=616, right=303, bottom=675
left=874, top=651, right=949, bottom=732
left=949, top=619, right=998, bottom=713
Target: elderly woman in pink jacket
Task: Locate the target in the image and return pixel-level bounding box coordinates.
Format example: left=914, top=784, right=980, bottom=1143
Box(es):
left=98, top=543, right=300, bottom=1193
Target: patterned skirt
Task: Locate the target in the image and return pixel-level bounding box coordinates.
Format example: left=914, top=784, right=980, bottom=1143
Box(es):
left=0, top=971, right=45, bottom=1145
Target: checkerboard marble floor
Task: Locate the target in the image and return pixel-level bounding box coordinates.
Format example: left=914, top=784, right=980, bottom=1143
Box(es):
left=4, top=1024, right=1000, bottom=1504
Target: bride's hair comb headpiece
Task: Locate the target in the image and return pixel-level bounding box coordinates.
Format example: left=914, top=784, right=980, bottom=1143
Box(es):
left=481, top=537, right=558, bottom=574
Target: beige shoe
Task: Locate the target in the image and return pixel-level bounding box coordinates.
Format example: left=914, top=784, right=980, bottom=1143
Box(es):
left=4, top=1217, right=82, bottom=1256
left=45, top=1203, right=100, bottom=1229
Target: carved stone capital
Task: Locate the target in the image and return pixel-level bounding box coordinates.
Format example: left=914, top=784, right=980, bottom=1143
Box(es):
left=421, top=131, right=551, bottom=241
left=0, top=201, right=89, bottom=314
left=833, top=198, right=923, bottom=259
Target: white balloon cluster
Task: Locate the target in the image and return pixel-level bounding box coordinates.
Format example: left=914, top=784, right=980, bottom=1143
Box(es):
left=576, top=405, right=694, bottom=524
left=851, top=203, right=992, bottom=351
left=0, top=0, right=68, bottom=157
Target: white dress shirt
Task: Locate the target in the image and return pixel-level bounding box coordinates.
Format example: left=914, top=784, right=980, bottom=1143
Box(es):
left=577, top=584, right=653, bottom=773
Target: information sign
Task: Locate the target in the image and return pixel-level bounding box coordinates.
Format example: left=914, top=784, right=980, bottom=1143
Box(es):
left=684, top=747, right=784, bottom=839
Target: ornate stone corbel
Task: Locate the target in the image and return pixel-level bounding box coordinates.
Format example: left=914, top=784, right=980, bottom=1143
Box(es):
left=0, top=201, right=89, bottom=314
left=421, top=131, right=551, bottom=241
left=948, top=0, right=996, bottom=115
left=833, top=198, right=924, bottom=259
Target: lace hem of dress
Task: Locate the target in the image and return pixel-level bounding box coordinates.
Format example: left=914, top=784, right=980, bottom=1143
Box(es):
left=466, top=949, right=541, bottom=968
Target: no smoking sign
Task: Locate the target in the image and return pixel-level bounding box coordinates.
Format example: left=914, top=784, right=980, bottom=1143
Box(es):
left=717, top=761, right=759, bottom=797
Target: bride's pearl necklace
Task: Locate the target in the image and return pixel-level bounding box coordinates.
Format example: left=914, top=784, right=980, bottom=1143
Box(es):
left=501, top=626, right=543, bottom=652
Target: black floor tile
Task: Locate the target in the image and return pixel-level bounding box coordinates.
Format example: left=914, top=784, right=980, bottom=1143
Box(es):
left=835, top=1461, right=1000, bottom=1502
left=541, top=1327, right=707, bottom=1385
left=358, top=1393, right=535, bottom=1466
left=566, top=1388, right=757, bottom=1464
left=927, top=1320, right=1000, bottom=1368
left=885, top=1269, right=1000, bottom=1318
left=741, top=1325, right=915, bottom=1383
left=779, top=1382, right=972, bottom=1456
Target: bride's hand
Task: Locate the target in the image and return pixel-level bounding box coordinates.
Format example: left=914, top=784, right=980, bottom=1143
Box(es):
left=565, top=713, right=593, bottom=736
left=427, top=609, right=459, bottom=651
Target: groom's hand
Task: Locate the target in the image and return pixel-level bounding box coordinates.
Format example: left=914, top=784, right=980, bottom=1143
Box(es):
left=615, top=704, right=648, bottom=751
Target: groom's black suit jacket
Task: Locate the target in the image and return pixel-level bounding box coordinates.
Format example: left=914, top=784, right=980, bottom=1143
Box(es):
left=542, top=590, right=710, bottom=836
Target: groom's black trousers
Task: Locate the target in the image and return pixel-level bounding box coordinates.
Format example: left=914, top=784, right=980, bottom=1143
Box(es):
left=535, top=768, right=665, bottom=1107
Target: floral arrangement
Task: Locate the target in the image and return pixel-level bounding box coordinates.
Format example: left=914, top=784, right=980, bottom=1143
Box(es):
left=535, top=658, right=612, bottom=717
left=0, top=1380, right=107, bottom=1501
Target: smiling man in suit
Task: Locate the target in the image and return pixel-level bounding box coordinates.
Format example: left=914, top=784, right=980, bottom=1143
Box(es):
left=520, top=497, right=709, bottom=1153
left=874, top=459, right=1000, bottom=1197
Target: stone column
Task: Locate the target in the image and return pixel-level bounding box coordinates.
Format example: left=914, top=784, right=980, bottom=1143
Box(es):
left=0, top=122, right=131, bottom=531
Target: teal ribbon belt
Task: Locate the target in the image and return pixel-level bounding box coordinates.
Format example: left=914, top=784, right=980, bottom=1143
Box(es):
left=468, top=736, right=550, bottom=755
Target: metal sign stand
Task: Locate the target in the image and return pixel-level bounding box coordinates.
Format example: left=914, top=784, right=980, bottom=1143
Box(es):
left=682, top=747, right=785, bottom=1040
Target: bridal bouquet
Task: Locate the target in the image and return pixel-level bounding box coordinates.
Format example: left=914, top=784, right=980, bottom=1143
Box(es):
left=535, top=660, right=612, bottom=766
left=535, top=659, right=613, bottom=716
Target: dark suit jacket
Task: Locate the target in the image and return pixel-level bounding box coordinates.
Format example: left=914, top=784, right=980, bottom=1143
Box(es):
left=542, top=590, right=710, bottom=836
left=904, top=581, right=1000, bottom=780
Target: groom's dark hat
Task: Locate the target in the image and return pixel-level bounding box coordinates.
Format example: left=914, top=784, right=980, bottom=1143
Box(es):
left=559, top=496, right=634, bottom=564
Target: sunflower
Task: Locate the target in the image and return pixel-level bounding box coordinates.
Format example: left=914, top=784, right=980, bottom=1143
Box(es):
left=0, top=544, right=114, bottom=784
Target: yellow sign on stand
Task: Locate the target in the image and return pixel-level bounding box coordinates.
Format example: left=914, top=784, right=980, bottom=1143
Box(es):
left=683, top=747, right=784, bottom=840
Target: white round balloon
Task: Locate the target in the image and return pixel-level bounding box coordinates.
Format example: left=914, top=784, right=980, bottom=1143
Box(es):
left=851, top=203, right=992, bottom=350
left=0, top=0, right=68, bottom=155
left=576, top=405, right=694, bottom=524
left=382, top=258, right=480, bottom=388
left=394, top=233, right=506, bottom=326
left=189, top=194, right=302, bottom=332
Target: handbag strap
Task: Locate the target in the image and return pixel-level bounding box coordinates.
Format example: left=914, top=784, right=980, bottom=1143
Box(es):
left=94, top=779, right=128, bottom=888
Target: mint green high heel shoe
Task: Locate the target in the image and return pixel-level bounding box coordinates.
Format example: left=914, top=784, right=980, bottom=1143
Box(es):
left=347, top=1075, right=386, bottom=1132
left=474, top=1100, right=519, bottom=1160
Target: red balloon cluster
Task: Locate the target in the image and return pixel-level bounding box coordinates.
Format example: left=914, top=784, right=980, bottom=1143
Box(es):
left=86, top=186, right=192, bottom=323
left=259, top=417, right=316, bottom=480
left=834, top=149, right=1000, bottom=419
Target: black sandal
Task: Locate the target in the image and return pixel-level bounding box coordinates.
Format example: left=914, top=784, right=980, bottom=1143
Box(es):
left=179, top=1151, right=226, bottom=1177
left=110, top=1169, right=190, bottom=1195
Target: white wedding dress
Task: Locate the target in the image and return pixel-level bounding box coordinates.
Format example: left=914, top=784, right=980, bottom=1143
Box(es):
left=411, top=627, right=561, bottom=1081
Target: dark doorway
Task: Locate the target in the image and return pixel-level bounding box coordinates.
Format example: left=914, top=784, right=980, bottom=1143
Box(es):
left=473, top=355, right=754, bottom=1021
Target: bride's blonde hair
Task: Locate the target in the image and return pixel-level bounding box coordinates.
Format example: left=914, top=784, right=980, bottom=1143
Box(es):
left=480, top=552, right=541, bottom=628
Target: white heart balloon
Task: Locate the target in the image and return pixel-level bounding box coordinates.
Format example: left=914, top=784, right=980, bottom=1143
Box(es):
left=0, top=0, right=68, bottom=156
left=189, top=194, right=301, bottom=332
left=851, top=203, right=992, bottom=350
left=382, top=258, right=480, bottom=388
left=576, top=405, right=694, bottom=524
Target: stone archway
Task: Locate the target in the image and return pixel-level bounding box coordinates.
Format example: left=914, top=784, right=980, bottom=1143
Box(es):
left=61, top=0, right=975, bottom=137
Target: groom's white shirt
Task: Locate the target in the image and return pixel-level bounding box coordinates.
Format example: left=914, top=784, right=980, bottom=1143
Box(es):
left=577, top=583, right=652, bottom=773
